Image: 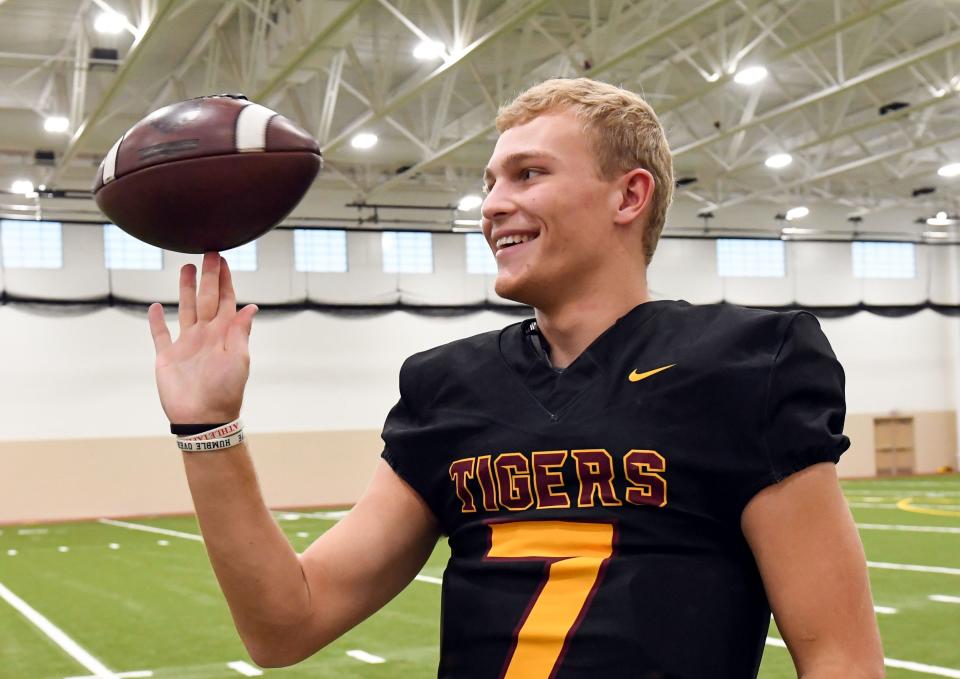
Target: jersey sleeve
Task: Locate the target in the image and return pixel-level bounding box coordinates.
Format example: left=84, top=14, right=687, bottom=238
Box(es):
left=379, top=355, right=445, bottom=524
left=738, top=311, right=851, bottom=511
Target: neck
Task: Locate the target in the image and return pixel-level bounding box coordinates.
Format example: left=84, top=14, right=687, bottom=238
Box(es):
left=534, top=277, right=651, bottom=369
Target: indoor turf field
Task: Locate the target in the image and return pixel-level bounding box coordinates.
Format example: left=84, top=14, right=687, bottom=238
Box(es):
left=2, top=474, right=958, bottom=679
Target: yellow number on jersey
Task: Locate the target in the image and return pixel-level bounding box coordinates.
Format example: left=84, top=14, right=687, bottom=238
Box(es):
left=485, top=520, right=615, bottom=679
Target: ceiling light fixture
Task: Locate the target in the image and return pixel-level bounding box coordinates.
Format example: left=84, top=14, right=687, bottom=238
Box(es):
left=94, top=10, right=126, bottom=34
left=11, top=179, right=35, bottom=196
left=44, top=116, right=69, bottom=133
left=923, top=231, right=950, bottom=239
left=785, top=206, right=809, bottom=221
left=413, top=39, right=446, bottom=60
left=937, top=163, right=960, bottom=178
left=765, top=153, right=793, bottom=169
left=457, top=195, right=482, bottom=211
left=926, top=211, right=955, bottom=226
left=350, top=132, right=378, bottom=149
left=733, top=66, right=768, bottom=85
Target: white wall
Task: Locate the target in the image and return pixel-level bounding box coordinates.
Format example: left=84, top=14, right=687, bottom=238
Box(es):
left=1, top=221, right=958, bottom=445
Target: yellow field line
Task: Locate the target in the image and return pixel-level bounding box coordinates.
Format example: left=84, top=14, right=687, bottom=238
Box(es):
left=897, top=498, right=960, bottom=518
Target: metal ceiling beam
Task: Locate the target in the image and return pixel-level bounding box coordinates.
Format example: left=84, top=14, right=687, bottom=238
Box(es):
left=708, top=126, right=960, bottom=210
left=143, top=0, right=239, bottom=112
left=51, top=0, right=181, bottom=183
left=674, top=32, right=960, bottom=159
left=251, top=0, right=369, bottom=103
left=660, top=0, right=908, bottom=118
left=321, top=0, right=553, bottom=155
left=367, top=0, right=742, bottom=195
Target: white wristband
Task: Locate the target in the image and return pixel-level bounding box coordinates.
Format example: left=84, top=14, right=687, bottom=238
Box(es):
left=177, top=429, right=245, bottom=452
left=178, top=419, right=243, bottom=442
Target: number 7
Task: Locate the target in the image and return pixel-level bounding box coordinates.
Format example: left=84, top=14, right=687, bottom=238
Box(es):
left=485, top=520, right=615, bottom=679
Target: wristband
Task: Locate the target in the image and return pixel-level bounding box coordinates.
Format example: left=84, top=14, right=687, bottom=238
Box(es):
left=177, top=419, right=243, bottom=442
left=170, top=422, right=230, bottom=436
left=177, top=429, right=245, bottom=452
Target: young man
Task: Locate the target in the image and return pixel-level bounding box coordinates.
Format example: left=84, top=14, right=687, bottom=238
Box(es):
left=148, top=78, right=884, bottom=678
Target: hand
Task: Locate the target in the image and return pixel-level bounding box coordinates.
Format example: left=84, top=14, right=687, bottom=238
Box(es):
left=148, top=252, right=258, bottom=424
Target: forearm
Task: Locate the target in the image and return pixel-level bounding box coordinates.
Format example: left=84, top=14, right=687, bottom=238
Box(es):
left=181, top=441, right=312, bottom=659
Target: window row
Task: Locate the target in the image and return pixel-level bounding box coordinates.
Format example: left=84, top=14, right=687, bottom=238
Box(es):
left=0, top=221, right=919, bottom=279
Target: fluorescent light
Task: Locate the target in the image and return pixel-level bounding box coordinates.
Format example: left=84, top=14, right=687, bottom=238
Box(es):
left=781, top=227, right=813, bottom=236
left=11, top=179, right=34, bottom=196
left=765, top=153, right=793, bottom=169
left=734, top=66, right=768, bottom=85
left=453, top=219, right=482, bottom=226
left=44, top=116, right=69, bottom=133
left=926, top=211, right=954, bottom=226
left=938, top=163, right=960, bottom=178
left=457, top=195, right=482, bottom=211
left=785, top=206, right=809, bottom=221
left=413, top=39, right=446, bottom=60
left=923, top=230, right=950, bottom=238
left=350, top=133, right=378, bottom=149
left=94, top=10, right=126, bottom=34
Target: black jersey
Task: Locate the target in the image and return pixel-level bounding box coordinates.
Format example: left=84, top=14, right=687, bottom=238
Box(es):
left=381, top=299, right=849, bottom=679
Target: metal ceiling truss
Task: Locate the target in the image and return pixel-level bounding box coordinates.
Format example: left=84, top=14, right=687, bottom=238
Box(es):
left=0, top=0, right=956, bottom=224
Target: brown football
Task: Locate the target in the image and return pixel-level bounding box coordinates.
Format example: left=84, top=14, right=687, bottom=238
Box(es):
left=93, top=94, right=322, bottom=254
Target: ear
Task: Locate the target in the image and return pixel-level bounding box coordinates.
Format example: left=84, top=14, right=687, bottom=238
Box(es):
left=612, top=168, right=655, bottom=226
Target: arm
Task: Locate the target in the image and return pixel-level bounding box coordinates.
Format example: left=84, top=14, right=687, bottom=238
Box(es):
left=185, top=452, right=439, bottom=667
left=148, top=253, right=440, bottom=667
left=741, top=462, right=885, bottom=679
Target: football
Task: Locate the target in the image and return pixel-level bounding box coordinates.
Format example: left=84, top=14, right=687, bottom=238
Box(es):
left=93, top=94, right=322, bottom=254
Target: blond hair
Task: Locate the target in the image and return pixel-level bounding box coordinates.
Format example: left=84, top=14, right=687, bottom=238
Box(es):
left=495, top=78, right=673, bottom=265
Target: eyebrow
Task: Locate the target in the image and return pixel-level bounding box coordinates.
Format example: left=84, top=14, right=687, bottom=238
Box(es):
left=483, top=151, right=560, bottom=185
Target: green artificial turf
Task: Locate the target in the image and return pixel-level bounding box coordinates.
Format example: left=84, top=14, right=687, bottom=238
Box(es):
left=1, top=474, right=957, bottom=678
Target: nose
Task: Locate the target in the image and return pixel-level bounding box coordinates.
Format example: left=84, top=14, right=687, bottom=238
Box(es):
left=480, top=180, right=515, bottom=224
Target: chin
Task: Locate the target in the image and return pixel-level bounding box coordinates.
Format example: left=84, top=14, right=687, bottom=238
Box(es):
left=494, top=273, right=543, bottom=308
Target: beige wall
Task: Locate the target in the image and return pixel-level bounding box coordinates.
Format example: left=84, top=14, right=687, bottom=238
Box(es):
left=4, top=413, right=957, bottom=524
left=1, top=430, right=383, bottom=525
left=841, top=410, right=958, bottom=478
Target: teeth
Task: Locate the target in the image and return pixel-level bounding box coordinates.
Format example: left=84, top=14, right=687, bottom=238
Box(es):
left=496, top=233, right=537, bottom=249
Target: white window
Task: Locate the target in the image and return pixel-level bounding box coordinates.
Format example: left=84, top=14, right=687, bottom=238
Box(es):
left=222, top=241, right=258, bottom=272
left=716, top=238, right=785, bottom=277
left=0, top=219, right=62, bottom=268
left=852, top=241, right=915, bottom=279
left=294, top=229, right=347, bottom=272
left=382, top=231, right=433, bottom=273
left=103, top=224, right=163, bottom=270
left=465, top=232, right=497, bottom=274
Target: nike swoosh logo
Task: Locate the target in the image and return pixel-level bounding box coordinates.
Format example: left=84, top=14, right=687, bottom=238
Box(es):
left=628, top=364, right=676, bottom=382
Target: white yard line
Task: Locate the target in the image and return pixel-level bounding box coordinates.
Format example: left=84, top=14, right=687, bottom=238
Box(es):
left=0, top=581, right=118, bottom=679
left=415, top=574, right=443, bottom=585
left=98, top=519, right=202, bottom=542
left=346, top=650, right=386, bottom=664
left=873, top=605, right=898, bottom=614
left=226, top=660, right=263, bottom=676
left=868, top=561, right=960, bottom=576
left=66, top=672, right=152, bottom=679
left=930, top=594, right=960, bottom=605
left=848, top=502, right=901, bottom=509
left=275, top=510, right=349, bottom=521
left=766, top=637, right=960, bottom=678
left=857, top=523, right=960, bottom=534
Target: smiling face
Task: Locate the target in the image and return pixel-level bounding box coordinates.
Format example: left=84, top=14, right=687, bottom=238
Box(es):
left=481, top=110, right=629, bottom=309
